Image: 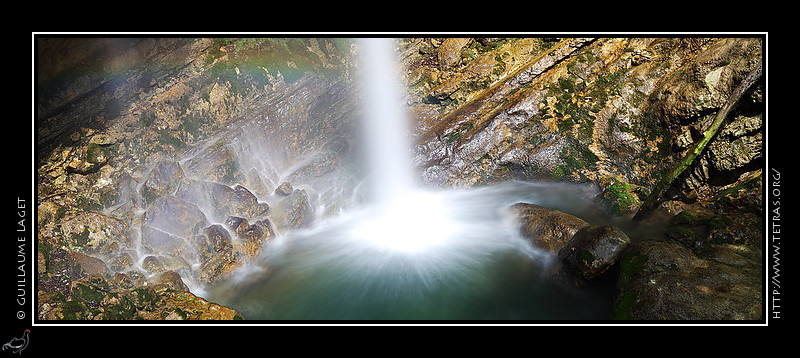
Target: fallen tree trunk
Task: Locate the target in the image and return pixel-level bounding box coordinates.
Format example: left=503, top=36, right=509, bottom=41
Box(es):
left=633, top=61, right=763, bottom=221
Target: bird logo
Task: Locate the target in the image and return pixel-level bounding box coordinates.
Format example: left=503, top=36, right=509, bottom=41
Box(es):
left=2, top=330, right=29, bottom=354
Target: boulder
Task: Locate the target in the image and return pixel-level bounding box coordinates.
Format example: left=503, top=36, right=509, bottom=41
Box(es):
left=182, top=139, right=243, bottom=185
left=666, top=210, right=762, bottom=249
left=142, top=195, right=209, bottom=238
left=272, top=189, right=314, bottom=232
left=238, top=219, right=276, bottom=258
left=196, top=249, right=240, bottom=285
left=194, top=224, right=234, bottom=263
left=507, top=203, right=589, bottom=252
left=245, top=167, right=276, bottom=198
left=193, top=224, right=239, bottom=285
left=558, top=225, right=631, bottom=280
left=175, top=179, right=269, bottom=222
left=152, top=270, right=189, bottom=291
left=140, top=160, right=185, bottom=206
left=224, top=216, right=275, bottom=259
left=66, top=251, right=109, bottom=276
left=141, top=256, right=166, bottom=274
left=224, top=216, right=249, bottom=237
left=274, top=181, right=293, bottom=196
left=140, top=225, right=196, bottom=263
left=141, top=255, right=192, bottom=276
left=106, top=252, right=134, bottom=272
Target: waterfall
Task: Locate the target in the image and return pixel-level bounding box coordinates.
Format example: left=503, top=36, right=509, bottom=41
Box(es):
left=359, top=38, right=416, bottom=206
left=354, top=38, right=458, bottom=252
left=203, top=38, right=618, bottom=320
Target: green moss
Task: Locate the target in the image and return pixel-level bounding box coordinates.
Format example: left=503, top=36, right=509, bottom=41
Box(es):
left=671, top=210, right=710, bottom=226
left=72, top=283, right=105, bottom=306
left=556, top=141, right=599, bottom=181
left=710, top=174, right=762, bottom=211
left=86, top=143, right=108, bottom=165
left=70, top=227, right=91, bottom=248
left=173, top=308, right=189, bottom=320
left=618, top=251, right=646, bottom=288
left=132, top=288, right=158, bottom=310
left=550, top=167, right=566, bottom=180
left=601, top=177, right=640, bottom=215
left=666, top=225, right=696, bottom=239
left=156, top=129, right=185, bottom=150
left=105, top=296, right=137, bottom=320
left=61, top=300, right=87, bottom=320
left=613, top=289, right=638, bottom=320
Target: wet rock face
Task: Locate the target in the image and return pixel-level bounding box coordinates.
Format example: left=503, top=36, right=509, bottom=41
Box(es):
left=36, top=38, right=361, bottom=320
left=401, top=37, right=763, bottom=215
left=143, top=196, right=210, bottom=239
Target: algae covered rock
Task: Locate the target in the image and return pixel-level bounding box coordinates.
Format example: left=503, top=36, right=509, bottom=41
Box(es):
left=38, top=272, right=244, bottom=320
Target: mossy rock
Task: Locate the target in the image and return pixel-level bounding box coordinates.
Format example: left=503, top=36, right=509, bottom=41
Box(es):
left=598, top=176, right=643, bottom=216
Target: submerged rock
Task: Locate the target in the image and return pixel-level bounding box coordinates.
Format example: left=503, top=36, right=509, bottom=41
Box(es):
left=558, top=225, right=631, bottom=280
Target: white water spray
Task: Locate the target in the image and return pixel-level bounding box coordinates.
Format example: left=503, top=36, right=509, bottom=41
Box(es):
left=355, top=38, right=459, bottom=253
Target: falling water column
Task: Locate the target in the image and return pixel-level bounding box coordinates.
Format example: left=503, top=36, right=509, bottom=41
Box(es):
left=358, top=38, right=416, bottom=208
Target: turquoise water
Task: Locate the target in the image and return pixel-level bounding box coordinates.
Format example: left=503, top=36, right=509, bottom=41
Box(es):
left=204, top=182, right=620, bottom=321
